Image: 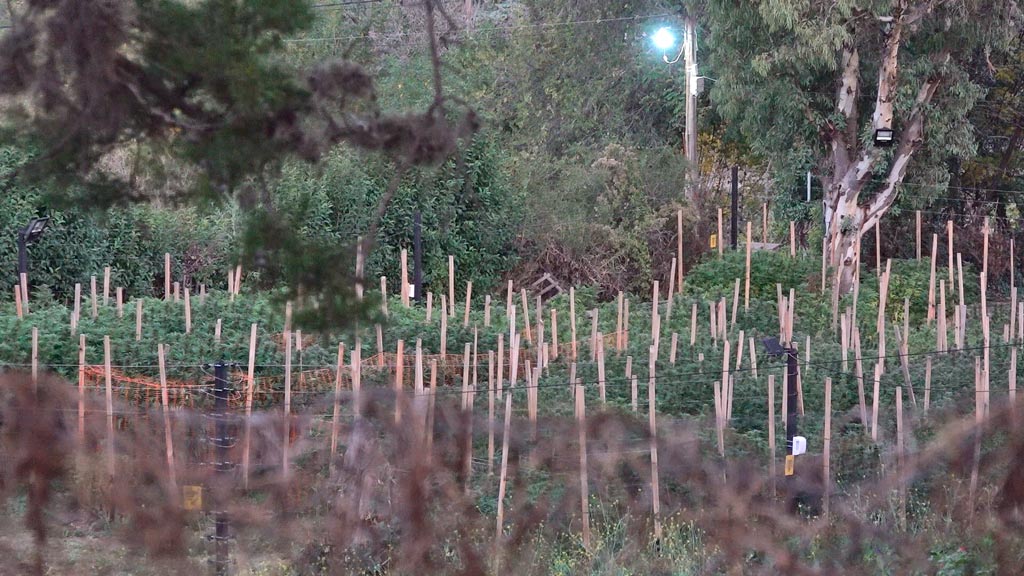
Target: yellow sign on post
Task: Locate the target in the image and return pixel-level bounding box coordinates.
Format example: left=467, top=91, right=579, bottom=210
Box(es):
left=784, top=455, right=795, bottom=476
left=710, top=234, right=718, bottom=249
left=183, top=485, right=203, bottom=511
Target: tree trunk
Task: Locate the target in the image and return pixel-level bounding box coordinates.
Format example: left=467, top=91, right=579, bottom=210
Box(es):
left=825, top=190, right=867, bottom=294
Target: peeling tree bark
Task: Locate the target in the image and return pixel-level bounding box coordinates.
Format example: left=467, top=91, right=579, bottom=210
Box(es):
left=821, top=5, right=949, bottom=293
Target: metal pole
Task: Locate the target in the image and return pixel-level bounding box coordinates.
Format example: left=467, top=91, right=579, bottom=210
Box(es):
left=17, top=230, right=27, bottom=278
left=730, top=166, right=738, bottom=250
left=413, top=211, right=423, bottom=303
left=212, top=361, right=230, bottom=576
left=785, top=347, right=799, bottom=456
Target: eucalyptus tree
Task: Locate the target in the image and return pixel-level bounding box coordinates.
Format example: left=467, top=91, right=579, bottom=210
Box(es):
left=701, top=0, right=1020, bottom=290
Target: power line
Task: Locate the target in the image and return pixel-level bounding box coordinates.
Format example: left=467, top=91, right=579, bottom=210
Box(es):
left=312, top=0, right=386, bottom=7
left=285, top=12, right=674, bottom=44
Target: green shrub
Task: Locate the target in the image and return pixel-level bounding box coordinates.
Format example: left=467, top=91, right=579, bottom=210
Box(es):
left=683, top=249, right=819, bottom=301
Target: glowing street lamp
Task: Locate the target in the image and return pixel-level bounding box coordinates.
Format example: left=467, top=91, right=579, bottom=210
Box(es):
left=651, top=27, right=677, bottom=52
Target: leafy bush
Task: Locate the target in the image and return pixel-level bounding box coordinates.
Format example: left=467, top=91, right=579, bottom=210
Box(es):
left=683, top=249, right=820, bottom=301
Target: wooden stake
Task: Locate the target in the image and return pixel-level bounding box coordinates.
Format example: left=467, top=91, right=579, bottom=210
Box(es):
left=1010, top=347, right=1017, bottom=426
left=677, top=209, right=685, bottom=292
left=495, top=391, right=513, bottom=549
left=440, top=296, right=448, bottom=356
left=448, top=255, right=456, bottom=317
left=380, top=276, right=388, bottom=316
left=570, top=287, right=578, bottom=361
left=939, top=281, right=948, bottom=352
left=670, top=332, right=678, bottom=364
left=576, top=383, right=591, bottom=550
left=426, top=291, right=433, bottom=322
left=768, top=374, right=776, bottom=496
left=666, top=258, right=677, bottom=324
left=790, top=221, right=796, bottom=257
left=484, top=295, right=491, bottom=327
left=488, top=350, right=495, bottom=476
left=823, top=377, right=832, bottom=517
left=624, top=298, right=630, bottom=350
left=925, top=356, right=932, bottom=413
left=20, top=272, right=28, bottom=311
left=401, top=248, right=410, bottom=308
left=78, top=335, right=86, bottom=441
left=461, top=342, right=472, bottom=410
left=551, top=309, right=559, bottom=360
left=352, top=340, right=362, bottom=417
left=463, top=345, right=474, bottom=494
left=947, top=220, right=954, bottom=293
left=521, top=288, right=533, bottom=344
left=215, top=319, right=222, bottom=344
left=871, top=362, right=881, bottom=442
left=329, top=343, right=345, bottom=473
left=243, top=323, right=257, bottom=487
left=102, top=266, right=110, bottom=306
left=590, top=308, right=599, bottom=361
left=72, top=282, right=81, bottom=332
left=731, top=278, right=740, bottom=329
left=158, top=343, right=176, bottom=490
left=749, top=336, right=759, bottom=379
left=928, top=233, right=937, bottom=325
left=103, top=335, right=115, bottom=480
left=14, top=286, right=22, bottom=320
left=91, top=276, right=98, bottom=319
left=395, top=340, right=405, bottom=424
left=463, top=281, right=473, bottom=327
left=497, top=333, right=504, bottom=398
left=615, top=291, right=624, bottom=351
left=184, top=288, right=191, bottom=334
left=896, top=385, right=906, bottom=531
left=718, top=208, right=724, bottom=257
left=714, top=379, right=724, bottom=456
left=648, top=346, right=662, bottom=541
left=690, top=302, right=698, bottom=347
left=597, top=335, right=606, bottom=404
left=376, top=324, right=384, bottom=367
left=631, top=374, right=638, bottom=413
left=282, top=331, right=292, bottom=479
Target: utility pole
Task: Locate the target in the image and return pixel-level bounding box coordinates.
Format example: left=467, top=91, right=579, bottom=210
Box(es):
left=684, top=17, right=698, bottom=177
